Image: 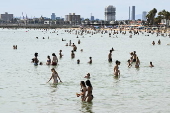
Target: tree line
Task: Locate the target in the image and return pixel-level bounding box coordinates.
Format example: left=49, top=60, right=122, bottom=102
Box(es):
left=146, top=8, right=170, bottom=27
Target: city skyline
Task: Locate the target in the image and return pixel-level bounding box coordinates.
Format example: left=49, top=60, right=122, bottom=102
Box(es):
left=0, top=0, right=170, bottom=20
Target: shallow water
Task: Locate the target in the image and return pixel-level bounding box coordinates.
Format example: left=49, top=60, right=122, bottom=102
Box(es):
left=0, top=28, right=170, bottom=113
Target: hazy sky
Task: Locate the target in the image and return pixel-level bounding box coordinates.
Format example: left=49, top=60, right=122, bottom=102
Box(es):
left=0, top=0, right=170, bottom=20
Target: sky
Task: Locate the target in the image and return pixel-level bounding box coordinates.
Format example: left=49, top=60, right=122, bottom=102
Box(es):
left=0, top=0, right=170, bottom=20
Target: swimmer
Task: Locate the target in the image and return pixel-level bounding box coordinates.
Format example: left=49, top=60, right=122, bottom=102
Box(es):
left=78, top=39, right=80, bottom=44
left=132, top=51, right=137, bottom=62
left=114, top=60, right=120, bottom=77
left=84, top=80, right=93, bottom=102
left=88, top=57, right=92, bottom=64
left=71, top=50, right=75, bottom=58
left=51, top=53, right=58, bottom=65
left=111, top=47, right=114, bottom=51
left=80, top=49, right=83, bottom=52
left=158, top=39, right=161, bottom=45
left=84, top=73, right=90, bottom=78
left=77, top=59, right=80, bottom=64
left=135, top=57, right=140, bottom=68
left=127, top=60, right=132, bottom=67
left=65, top=43, right=68, bottom=46
left=59, top=50, right=63, bottom=58
left=76, top=81, right=87, bottom=101
left=152, top=41, right=155, bottom=45
left=108, top=50, right=112, bottom=62
left=39, top=62, right=43, bottom=65
left=46, top=56, right=51, bottom=65
left=47, top=68, right=62, bottom=84
left=149, top=62, right=154, bottom=67
left=62, top=38, right=66, bottom=41
left=33, top=52, right=39, bottom=66
left=73, top=44, right=77, bottom=51
left=13, top=45, right=16, bottom=49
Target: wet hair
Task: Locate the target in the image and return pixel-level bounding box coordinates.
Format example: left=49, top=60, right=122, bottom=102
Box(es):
left=86, top=80, right=92, bottom=87
left=110, top=50, right=112, bottom=52
left=81, top=81, right=86, bottom=87
left=52, top=53, right=56, bottom=56
left=127, top=60, right=130, bottom=62
left=150, top=62, right=152, bottom=64
left=89, top=57, right=92, bottom=59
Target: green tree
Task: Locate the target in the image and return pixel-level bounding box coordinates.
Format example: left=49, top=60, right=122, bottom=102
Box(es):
left=146, top=8, right=157, bottom=25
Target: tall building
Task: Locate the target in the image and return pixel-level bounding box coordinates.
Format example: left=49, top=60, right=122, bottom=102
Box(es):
left=0, top=12, right=13, bottom=21
left=129, top=6, right=131, bottom=20
left=142, top=11, right=147, bottom=21
left=51, top=13, right=56, bottom=20
left=131, top=6, right=135, bottom=20
left=91, top=16, right=94, bottom=21
left=65, top=13, right=81, bottom=24
left=105, top=5, right=116, bottom=21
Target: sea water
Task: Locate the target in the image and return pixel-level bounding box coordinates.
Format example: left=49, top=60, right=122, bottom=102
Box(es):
left=0, top=28, right=170, bottom=113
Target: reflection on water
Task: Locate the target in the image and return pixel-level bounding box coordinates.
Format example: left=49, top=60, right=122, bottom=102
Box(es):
left=81, top=102, right=94, bottom=113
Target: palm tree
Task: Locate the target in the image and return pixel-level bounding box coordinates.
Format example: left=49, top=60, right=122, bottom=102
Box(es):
left=146, top=8, right=157, bottom=26
left=158, top=10, right=170, bottom=28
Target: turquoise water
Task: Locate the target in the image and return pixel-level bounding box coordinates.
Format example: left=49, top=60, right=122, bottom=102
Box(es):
left=0, top=28, right=170, bottom=113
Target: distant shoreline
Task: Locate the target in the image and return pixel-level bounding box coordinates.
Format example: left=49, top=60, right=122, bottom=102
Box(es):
left=0, top=24, right=80, bottom=29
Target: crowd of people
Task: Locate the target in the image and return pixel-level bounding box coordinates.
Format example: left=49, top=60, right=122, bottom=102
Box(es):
left=27, top=27, right=170, bottom=103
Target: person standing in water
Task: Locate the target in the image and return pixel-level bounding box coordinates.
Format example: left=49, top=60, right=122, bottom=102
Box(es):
left=85, top=80, right=93, bottom=102
left=47, top=68, right=62, bottom=84
left=59, top=50, right=63, bottom=58
left=76, top=81, right=87, bottom=101
left=71, top=50, right=75, bottom=58
left=152, top=41, right=155, bottom=45
left=108, top=50, right=112, bottom=62
left=114, top=60, right=120, bottom=77
left=33, top=52, right=39, bottom=66
left=149, top=62, right=154, bottom=67
left=52, top=53, right=58, bottom=65
left=88, top=57, right=92, bottom=64
left=158, top=39, right=161, bottom=45
left=135, top=57, right=140, bottom=68
left=46, top=56, right=51, bottom=65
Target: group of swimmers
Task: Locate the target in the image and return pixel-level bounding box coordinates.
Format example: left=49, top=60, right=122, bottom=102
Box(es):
left=32, top=53, right=59, bottom=66
left=30, top=28, right=166, bottom=103
left=152, top=39, right=161, bottom=45
left=13, top=45, right=17, bottom=49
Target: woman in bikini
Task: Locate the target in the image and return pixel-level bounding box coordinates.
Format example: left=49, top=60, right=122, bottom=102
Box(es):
left=46, top=56, right=51, bottom=65
left=47, top=68, right=62, bottom=84
left=76, top=81, right=87, bottom=101
left=85, top=80, right=93, bottom=102
left=51, top=53, right=58, bottom=65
